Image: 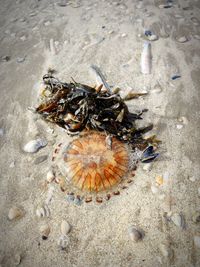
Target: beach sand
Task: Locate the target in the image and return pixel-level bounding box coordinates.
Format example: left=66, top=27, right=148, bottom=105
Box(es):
left=0, top=0, right=200, bottom=266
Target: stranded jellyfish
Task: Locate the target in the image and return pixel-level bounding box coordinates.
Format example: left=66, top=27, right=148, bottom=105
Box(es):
left=52, top=132, right=136, bottom=203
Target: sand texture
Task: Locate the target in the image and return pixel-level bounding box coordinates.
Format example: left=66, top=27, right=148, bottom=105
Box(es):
left=0, top=0, right=200, bottom=266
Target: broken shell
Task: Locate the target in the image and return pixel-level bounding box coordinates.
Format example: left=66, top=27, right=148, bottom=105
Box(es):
left=128, top=226, right=143, bottom=242
left=151, top=185, right=159, bottom=194
left=61, top=220, right=71, bottom=236
left=178, top=116, right=188, bottom=125
left=171, top=213, right=184, bottom=228
left=176, top=36, right=189, bottom=43
left=148, top=34, right=158, bottom=41
left=58, top=235, right=70, bottom=250
left=142, top=163, right=152, bottom=171
left=156, top=175, right=163, bottom=186
left=46, top=170, right=55, bottom=183
left=23, top=139, right=47, bottom=153
left=8, top=206, right=23, bottom=220
left=176, top=124, right=183, bottom=130
left=36, top=204, right=50, bottom=218
left=39, top=224, right=50, bottom=240
left=141, top=42, right=152, bottom=74
left=194, top=235, right=200, bottom=248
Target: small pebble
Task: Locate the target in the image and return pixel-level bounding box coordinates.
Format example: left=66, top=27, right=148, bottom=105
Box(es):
left=66, top=194, right=75, bottom=202
left=8, top=207, right=23, bottom=220
left=34, top=155, right=48, bottom=165
left=194, top=236, right=200, bottom=248
left=193, top=35, right=200, bottom=40
left=128, top=226, right=143, bottom=242
left=176, top=124, right=183, bottom=130
left=13, top=254, right=21, bottom=266
left=176, top=36, right=188, bottom=43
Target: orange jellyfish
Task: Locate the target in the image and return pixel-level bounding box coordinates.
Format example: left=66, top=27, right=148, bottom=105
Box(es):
left=52, top=131, right=136, bottom=204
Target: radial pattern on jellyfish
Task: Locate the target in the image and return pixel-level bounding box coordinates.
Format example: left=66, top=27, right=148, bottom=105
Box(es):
left=55, top=132, right=129, bottom=192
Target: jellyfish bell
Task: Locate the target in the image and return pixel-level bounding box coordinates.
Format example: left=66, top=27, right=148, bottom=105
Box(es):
left=52, top=131, right=138, bottom=204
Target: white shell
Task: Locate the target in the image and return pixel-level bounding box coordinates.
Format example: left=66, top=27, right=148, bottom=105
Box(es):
left=148, top=34, right=158, bottom=41
left=177, top=36, right=188, bottom=43
left=61, top=220, right=71, bottom=236
left=151, top=185, right=159, bottom=194
left=57, top=235, right=70, bottom=249
left=171, top=213, right=183, bottom=227
left=36, top=204, right=50, bottom=218
left=128, top=226, right=143, bottom=242
left=46, top=170, right=55, bottom=183
left=8, top=207, right=23, bottom=220
left=194, top=236, right=200, bottom=248
left=176, top=124, right=183, bottom=130
left=141, top=42, right=152, bottom=74
left=143, top=163, right=152, bottom=171
left=39, top=224, right=50, bottom=238
left=23, top=139, right=47, bottom=153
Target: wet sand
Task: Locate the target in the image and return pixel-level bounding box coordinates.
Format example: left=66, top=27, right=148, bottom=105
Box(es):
left=0, top=0, right=200, bottom=266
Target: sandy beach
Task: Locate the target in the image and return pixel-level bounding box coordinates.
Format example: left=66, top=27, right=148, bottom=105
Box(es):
left=0, top=0, right=200, bottom=266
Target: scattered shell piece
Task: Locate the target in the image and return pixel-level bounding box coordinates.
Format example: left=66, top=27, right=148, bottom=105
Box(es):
left=156, top=175, right=163, bottom=186
left=58, top=235, right=69, bottom=250
left=141, top=42, right=152, bottom=74
left=66, top=194, right=75, bottom=203
left=176, top=124, right=183, bottom=130
left=163, top=172, right=169, bottom=183
left=171, top=213, right=185, bottom=228
left=45, top=185, right=55, bottom=205
left=36, top=204, right=50, bottom=218
left=17, top=57, right=26, bottom=63
left=178, top=116, right=188, bottom=125
left=176, top=36, right=188, bottom=43
left=61, top=220, right=71, bottom=236
left=192, top=212, right=200, bottom=223
left=8, top=207, right=23, bottom=221
left=143, top=163, right=152, bottom=171
left=46, top=170, right=55, bottom=183
left=23, top=139, right=47, bottom=153
left=128, top=226, right=143, bottom=242
left=9, top=161, right=15, bottom=168
left=160, top=243, right=174, bottom=259
left=194, top=236, right=200, bottom=248
left=34, top=155, right=48, bottom=164
left=44, top=21, right=51, bottom=26
left=159, top=4, right=172, bottom=8
left=39, top=224, right=50, bottom=240
left=151, top=185, right=159, bottom=194
left=171, top=74, right=181, bottom=80
left=20, top=35, right=27, bottom=41
left=151, top=84, right=162, bottom=94
left=121, top=33, right=127, bottom=38
left=148, top=34, right=158, bottom=41
left=189, top=176, right=196, bottom=182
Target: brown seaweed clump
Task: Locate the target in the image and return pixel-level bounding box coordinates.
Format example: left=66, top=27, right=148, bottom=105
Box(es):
left=36, top=73, right=158, bottom=155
